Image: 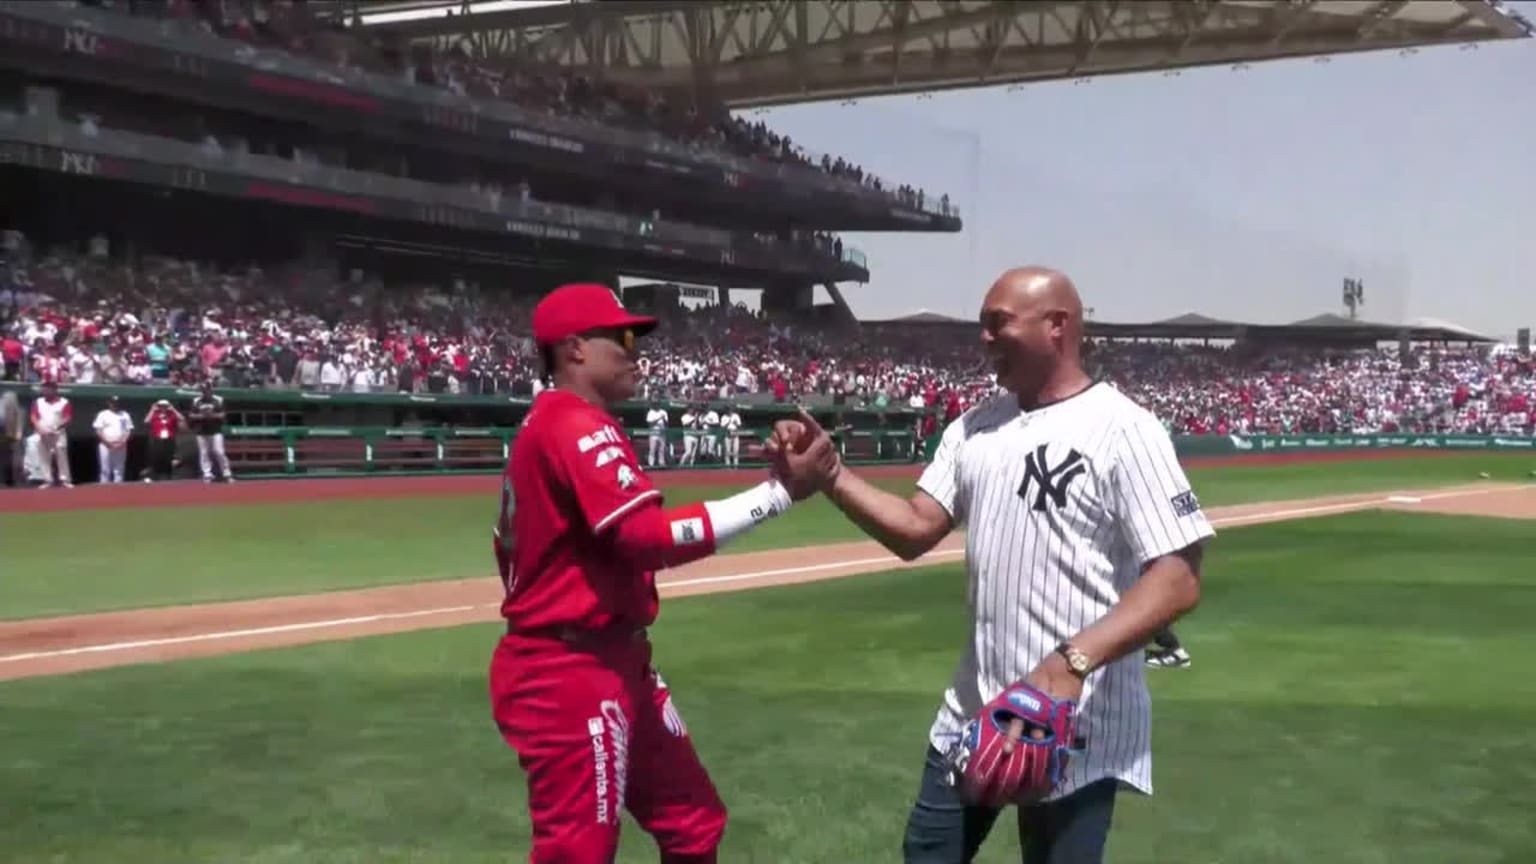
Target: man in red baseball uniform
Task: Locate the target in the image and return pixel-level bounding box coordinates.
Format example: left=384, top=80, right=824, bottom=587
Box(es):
left=488, top=283, right=833, bottom=863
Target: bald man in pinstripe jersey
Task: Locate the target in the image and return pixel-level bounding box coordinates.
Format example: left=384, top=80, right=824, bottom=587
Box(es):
left=773, top=267, right=1214, bottom=863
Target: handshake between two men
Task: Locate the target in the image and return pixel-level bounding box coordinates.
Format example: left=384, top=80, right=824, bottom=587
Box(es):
left=761, top=409, right=843, bottom=501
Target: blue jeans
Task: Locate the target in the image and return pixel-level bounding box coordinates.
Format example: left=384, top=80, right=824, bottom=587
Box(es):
left=902, top=745, right=1118, bottom=864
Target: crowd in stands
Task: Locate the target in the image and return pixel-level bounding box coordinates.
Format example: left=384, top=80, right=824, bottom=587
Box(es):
left=4, top=233, right=1533, bottom=438
left=94, top=0, right=954, bottom=218
left=1086, top=342, right=1536, bottom=438
left=1, top=232, right=546, bottom=398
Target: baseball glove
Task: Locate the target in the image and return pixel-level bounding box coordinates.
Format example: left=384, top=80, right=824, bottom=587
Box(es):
left=944, top=682, right=1081, bottom=808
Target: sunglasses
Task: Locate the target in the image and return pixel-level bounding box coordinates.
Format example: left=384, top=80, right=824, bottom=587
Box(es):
left=576, top=327, right=636, bottom=353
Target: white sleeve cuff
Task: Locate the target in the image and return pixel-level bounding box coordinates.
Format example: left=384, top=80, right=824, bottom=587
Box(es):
left=703, top=478, right=794, bottom=549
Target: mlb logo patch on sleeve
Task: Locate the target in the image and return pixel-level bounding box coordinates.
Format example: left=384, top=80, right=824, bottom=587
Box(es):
left=671, top=517, right=706, bottom=545
left=1170, top=490, right=1201, bottom=516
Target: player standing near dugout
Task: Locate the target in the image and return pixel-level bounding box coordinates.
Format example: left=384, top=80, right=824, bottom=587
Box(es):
left=645, top=399, right=669, bottom=468
left=679, top=403, right=700, bottom=466
left=0, top=388, right=23, bottom=487
left=189, top=380, right=234, bottom=483
left=29, top=381, right=72, bottom=488
left=487, top=283, right=835, bottom=863
left=768, top=266, right=1214, bottom=864
left=92, top=395, right=133, bottom=484
left=699, top=404, right=720, bottom=463
left=720, top=407, right=743, bottom=467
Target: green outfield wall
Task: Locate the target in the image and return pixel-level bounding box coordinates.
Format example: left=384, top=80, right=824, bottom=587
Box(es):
left=1175, top=433, right=1536, bottom=456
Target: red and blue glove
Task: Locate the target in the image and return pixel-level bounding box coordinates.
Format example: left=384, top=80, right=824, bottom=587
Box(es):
left=946, top=681, right=1082, bottom=808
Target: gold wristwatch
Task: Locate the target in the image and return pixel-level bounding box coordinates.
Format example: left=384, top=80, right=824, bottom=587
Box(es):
left=1054, top=642, right=1092, bottom=679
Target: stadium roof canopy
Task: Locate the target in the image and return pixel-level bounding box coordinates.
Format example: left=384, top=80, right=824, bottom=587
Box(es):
left=880, top=308, right=972, bottom=324
left=867, top=310, right=1499, bottom=343
left=327, top=0, right=1534, bottom=108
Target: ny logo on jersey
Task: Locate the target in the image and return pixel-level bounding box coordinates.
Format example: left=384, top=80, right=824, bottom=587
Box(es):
left=1019, top=444, right=1087, bottom=512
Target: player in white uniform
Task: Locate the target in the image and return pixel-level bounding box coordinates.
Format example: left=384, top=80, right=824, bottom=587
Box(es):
left=28, top=381, right=73, bottom=488
left=771, top=267, right=1214, bottom=863
left=680, top=405, right=700, bottom=466
left=720, top=408, right=743, bottom=467
left=92, top=395, right=133, bottom=483
left=700, top=406, right=720, bottom=462
left=645, top=401, right=669, bottom=468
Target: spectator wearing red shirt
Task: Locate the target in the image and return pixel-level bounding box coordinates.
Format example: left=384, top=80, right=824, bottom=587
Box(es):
left=143, top=399, right=186, bottom=482
left=1, top=334, right=22, bottom=381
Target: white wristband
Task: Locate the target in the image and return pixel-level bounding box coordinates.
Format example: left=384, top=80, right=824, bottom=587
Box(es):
left=703, top=478, right=794, bottom=549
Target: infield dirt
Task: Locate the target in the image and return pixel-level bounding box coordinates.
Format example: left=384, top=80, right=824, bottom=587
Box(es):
left=1, top=470, right=1530, bottom=682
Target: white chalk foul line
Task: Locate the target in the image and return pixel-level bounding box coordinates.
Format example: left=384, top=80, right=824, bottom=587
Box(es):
left=660, top=548, right=966, bottom=591
left=0, top=553, right=975, bottom=666
left=3, top=484, right=1527, bottom=667
left=1209, top=484, right=1526, bottom=528
left=0, top=605, right=480, bottom=664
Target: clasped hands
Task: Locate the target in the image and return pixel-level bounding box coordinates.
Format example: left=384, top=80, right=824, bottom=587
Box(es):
left=763, top=409, right=842, bottom=501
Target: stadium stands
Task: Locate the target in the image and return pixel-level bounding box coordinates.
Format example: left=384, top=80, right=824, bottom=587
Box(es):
left=110, top=0, right=954, bottom=218
left=3, top=232, right=1531, bottom=437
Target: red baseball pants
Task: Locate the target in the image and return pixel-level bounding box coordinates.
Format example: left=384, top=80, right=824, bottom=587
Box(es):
left=490, top=631, right=727, bottom=863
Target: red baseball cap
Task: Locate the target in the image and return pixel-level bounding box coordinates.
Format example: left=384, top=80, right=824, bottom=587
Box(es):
left=532, top=283, right=657, bottom=346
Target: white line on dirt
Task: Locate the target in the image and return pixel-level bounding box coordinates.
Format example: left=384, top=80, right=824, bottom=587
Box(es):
left=3, top=484, right=1527, bottom=666
left=1211, top=484, right=1520, bottom=528
left=661, top=549, right=965, bottom=590
left=0, top=605, right=480, bottom=664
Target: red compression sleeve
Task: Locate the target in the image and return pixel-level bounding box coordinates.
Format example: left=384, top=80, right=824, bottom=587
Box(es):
left=608, top=501, right=718, bottom=571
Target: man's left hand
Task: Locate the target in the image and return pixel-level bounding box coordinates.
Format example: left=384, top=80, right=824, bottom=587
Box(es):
left=1023, top=651, right=1084, bottom=706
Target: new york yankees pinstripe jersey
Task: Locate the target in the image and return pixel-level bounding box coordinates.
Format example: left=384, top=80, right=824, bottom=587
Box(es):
left=916, top=381, right=1215, bottom=801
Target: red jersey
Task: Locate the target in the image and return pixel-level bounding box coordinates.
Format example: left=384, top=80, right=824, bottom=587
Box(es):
left=496, top=389, right=663, bottom=634
left=33, top=354, right=65, bottom=384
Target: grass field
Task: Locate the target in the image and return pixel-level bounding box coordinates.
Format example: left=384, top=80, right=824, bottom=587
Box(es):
left=1, top=451, right=1531, bottom=619
left=3, top=499, right=1536, bottom=862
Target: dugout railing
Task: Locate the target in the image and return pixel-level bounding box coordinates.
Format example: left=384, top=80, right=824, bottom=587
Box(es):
left=0, top=381, right=936, bottom=481
left=219, top=425, right=923, bottom=478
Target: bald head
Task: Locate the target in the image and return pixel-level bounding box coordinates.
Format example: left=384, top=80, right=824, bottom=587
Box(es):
left=988, top=267, right=1083, bottom=327
left=978, top=266, right=1091, bottom=405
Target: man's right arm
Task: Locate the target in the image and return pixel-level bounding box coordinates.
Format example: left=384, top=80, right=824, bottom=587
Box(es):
left=553, top=417, right=818, bottom=572
left=787, top=408, right=961, bottom=562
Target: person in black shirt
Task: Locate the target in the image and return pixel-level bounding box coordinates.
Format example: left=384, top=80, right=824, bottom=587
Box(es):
left=397, top=358, right=417, bottom=394
left=273, top=345, right=299, bottom=389
left=252, top=349, right=275, bottom=387
left=426, top=361, right=448, bottom=394
left=189, top=380, right=234, bottom=483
